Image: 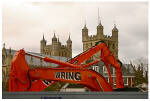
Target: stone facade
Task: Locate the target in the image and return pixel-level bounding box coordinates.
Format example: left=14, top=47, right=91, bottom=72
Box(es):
left=2, top=44, right=13, bottom=91
left=82, top=22, right=118, bottom=59
left=40, top=33, right=72, bottom=58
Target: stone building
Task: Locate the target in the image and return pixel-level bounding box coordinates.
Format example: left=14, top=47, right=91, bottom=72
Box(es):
left=2, top=44, right=13, bottom=91
left=40, top=33, right=72, bottom=58
left=82, top=21, right=118, bottom=59
left=2, top=44, right=71, bottom=91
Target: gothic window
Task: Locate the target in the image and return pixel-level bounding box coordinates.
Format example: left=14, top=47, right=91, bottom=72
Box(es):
left=105, top=42, right=107, bottom=46
left=113, top=43, right=115, bottom=49
left=86, top=44, right=88, bottom=49
left=89, top=43, right=91, bottom=48
left=62, top=52, right=64, bottom=56
left=108, top=43, right=110, bottom=49
left=83, top=44, right=86, bottom=50
left=62, top=52, right=63, bottom=56
left=63, top=51, right=66, bottom=56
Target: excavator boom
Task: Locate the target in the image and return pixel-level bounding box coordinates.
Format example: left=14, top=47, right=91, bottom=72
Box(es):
left=9, top=42, right=124, bottom=92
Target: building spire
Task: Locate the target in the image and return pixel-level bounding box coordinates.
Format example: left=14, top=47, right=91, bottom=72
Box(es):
left=98, top=8, right=101, bottom=25
left=97, top=8, right=102, bottom=27
left=83, top=20, right=87, bottom=29
left=113, top=20, right=116, bottom=28
left=69, top=33, right=71, bottom=40
left=52, top=31, right=57, bottom=42
left=42, top=33, right=45, bottom=40
left=67, top=33, right=72, bottom=43
left=58, top=35, right=59, bottom=42
left=113, top=20, right=118, bottom=31
left=3, top=43, right=5, bottom=48
left=53, top=32, right=56, bottom=38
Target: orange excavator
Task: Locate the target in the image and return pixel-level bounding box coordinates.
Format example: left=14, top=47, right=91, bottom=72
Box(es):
left=9, top=41, right=124, bottom=92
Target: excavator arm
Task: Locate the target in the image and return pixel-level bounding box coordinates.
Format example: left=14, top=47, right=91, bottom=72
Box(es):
left=9, top=49, right=112, bottom=91
left=9, top=42, right=124, bottom=92
left=43, top=41, right=124, bottom=88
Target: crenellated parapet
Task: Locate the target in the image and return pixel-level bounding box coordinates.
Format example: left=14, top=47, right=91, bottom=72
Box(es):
left=103, top=35, right=113, bottom=41
left=88, top=35, right=98, bottom=41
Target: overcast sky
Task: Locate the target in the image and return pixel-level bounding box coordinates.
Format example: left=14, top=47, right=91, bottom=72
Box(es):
left=2, top=0, right=148, bottom=63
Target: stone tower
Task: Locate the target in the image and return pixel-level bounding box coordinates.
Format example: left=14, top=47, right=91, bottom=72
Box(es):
left=52, top=33, right=59, bottom=56
left=82, top=22, right=118, bottom=59
left=67, top=35, right=72, bottom=58
left=40, top=34, right=46, bottom=54
left=97, top=21, right=103, bottom=38
left=40, top=33, right=72, bottom=58
left=112, top=24, right=118, bottom=58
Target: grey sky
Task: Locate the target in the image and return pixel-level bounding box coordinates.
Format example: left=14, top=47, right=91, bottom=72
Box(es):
left=2, top=1, right=148, bottom=63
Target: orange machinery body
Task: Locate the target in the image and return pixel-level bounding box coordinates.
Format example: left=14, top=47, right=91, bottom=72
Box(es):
left=9, top=42, right=124, bottom=92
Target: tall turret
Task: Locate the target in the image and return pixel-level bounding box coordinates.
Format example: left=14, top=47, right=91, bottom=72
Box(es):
left=82, top=24, right=88, bottom=42
left=97, top=21, right=103, bottom=38
left=67, top=34, right=72, bottom=57
left=40, top=34, right=46, bottom=54
left=52, top=33, right=57, bottom=43
left=112, top=24, right=118, bottom=40
left=112, top=24, right=118, bottom=59
left=52, top=33, right=59, bottom=56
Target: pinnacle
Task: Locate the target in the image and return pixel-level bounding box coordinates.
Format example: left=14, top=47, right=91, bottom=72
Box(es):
left=67, top=34, right=72, bottom=43
left=43, top=34, right=45, bottom=40
left=113, top=24, right=118, bottom=31
left=98, top=20, right=102, bottom=27
left=53, top=33, right=56, bottom=38
left=83, top=23, right=88, bottom=29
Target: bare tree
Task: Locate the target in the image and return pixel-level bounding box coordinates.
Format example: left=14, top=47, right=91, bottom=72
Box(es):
left=130, top=57, right=148, bottom=86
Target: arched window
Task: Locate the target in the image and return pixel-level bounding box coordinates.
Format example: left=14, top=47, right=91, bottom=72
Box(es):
left=108, top=42, right=110, bottom=48
left=62, top=51, right=64, bottom=56
left=86, top=44, right=88, bottom=49
left=113, top=43, right=115, bottom=49
left=64, top=52, right=66, bottom=56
